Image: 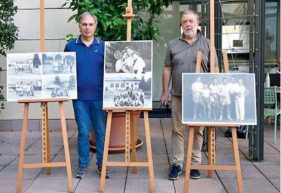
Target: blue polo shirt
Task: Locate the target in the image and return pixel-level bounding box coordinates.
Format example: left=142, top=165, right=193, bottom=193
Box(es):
left=64, top=36, right=104, bottom=100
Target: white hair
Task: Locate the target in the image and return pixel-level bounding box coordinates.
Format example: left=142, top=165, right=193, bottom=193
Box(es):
left=78, top=12, right=98, bottom=24
left=181, top=10, right=200, bottom=22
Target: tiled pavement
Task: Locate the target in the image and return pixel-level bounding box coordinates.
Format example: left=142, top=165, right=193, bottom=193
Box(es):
left=0, top=118, right=279, bottom=193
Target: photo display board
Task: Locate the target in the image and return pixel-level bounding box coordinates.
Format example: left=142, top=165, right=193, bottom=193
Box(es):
left=182, top=73, right=257, bottom=126
left=7, top=52, right=77, bottom=101
left=103, top=41, right=153, bottom=110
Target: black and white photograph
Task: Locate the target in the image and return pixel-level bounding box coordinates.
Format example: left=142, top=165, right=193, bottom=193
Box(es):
left=103, top=73, right=152, bottom=108
left=103, top=41, right=153, bottom=109
left=7, top=53, right=42, bottom=75
left=42, top=52, right=76, bottom=74
left=104, top=41, right=152, bottom=74
left=6, top=52, right=77, bottom=101
left=42, top=75, right=77, bottom=98
left=7, top=77, right=42, bottom=101
left=182, top=73, right=257, bottom=125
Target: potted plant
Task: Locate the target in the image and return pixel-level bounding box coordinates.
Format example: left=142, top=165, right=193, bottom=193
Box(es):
left=0, top=0, right=18, bottom=109
left=64, top=0, right=171, bottom=152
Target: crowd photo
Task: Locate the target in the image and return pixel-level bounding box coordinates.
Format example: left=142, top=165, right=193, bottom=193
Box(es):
left=113, top=87, right=145, bottom=107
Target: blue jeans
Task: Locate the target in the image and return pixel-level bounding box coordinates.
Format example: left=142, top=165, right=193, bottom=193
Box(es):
left=73, top=100, right=106, bottom=168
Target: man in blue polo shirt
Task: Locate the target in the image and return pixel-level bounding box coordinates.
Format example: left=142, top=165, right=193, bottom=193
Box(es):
left=64, top=12, right=110, bottom=179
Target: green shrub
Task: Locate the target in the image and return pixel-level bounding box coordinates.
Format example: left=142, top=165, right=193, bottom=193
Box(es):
left=0, top=0, right=18, bottom=56
left=63, top=0, right=171, bottom=41
left=0, top=0, right=18, bottom=105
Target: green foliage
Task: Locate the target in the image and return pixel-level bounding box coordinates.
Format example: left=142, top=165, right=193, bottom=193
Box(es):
left=63, top=0, right=171, bottom=41
left=0, top=0, right=17, bottom=105
left=0, top=0, right=18, bottom=56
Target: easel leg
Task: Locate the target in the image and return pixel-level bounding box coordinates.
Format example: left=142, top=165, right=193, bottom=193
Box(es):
left=144, top=111, right=155, bottom=193
left=46, top=104, right=51, bottom=174
left=100, top=111, right=113, bottom=192
left=207, top=127, right=216, bottom=178
left=42, top=102, right=51, bottom=174
left=125, top=111, right=131, bottom=163
left=130, top=111, right=137, bottom=173
left=231, top=127, right=244, bottom=193
left=16, top=103, right=29, bottom=193
left=59, top=102, right=73, bottom=193
left=184, top=127, right=195, bottom=193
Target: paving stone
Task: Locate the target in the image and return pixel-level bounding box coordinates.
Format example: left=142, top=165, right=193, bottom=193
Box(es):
left=215, top=150, right=252, bottom=166
left=270, top=179, right=280, bottom=191
left=91, top=178, right=126, bottom=193
left=0, top=179, right=33, bottom=193
left=11, top=119, right=40, bottom=132
left=254, top=164, right=280, bottom=180
left=127, top=163, right=169, bottom=179
left=0, top=120, right=12, bottom=132
left=263, top=142, right=280, bottom=154
left=74, top=178, right=101, bottom=193
left=216, top=164, right=265, bottom=179
left=174, top=178, right=224, bottom=193
left=0, top=132, right=40, bottom=155
left=0, top=155, right=17, bottom=166
left=0, top=164, right=41, bottom=180
left=126, top=178, right=175, bottom=193
left=253, top=153, right=280, bottom=165
left=221, top=178, right=280, bottom=193
left=24, top=177, right=71, bottom=193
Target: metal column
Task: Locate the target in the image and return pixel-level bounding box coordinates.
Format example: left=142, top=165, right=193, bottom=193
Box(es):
left=249, top=0, right=265, bottom=161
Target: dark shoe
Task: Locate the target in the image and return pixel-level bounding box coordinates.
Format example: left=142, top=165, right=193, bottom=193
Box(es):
left=97, top=167, right=111, bottom=178
left=224, top=129, right=231, bottom=138
left=168, top=164, right=182, bottom=181
left=75, top=167, right=87, bottom=179
left=237, top=126, right=247, bottom=139
left=190, top=169, right=201, bottom=179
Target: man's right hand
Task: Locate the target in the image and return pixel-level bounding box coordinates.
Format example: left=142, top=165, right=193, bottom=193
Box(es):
left=160, top=91, right=169, bottom=106
left=161, top=66, right=171, bottom=106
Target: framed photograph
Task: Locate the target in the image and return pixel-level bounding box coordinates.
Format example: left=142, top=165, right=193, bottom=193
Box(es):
left=7, top=52, right=77, bottom=101
left=182, top=73, right=257, bottom=126
left=103, top=41, right=153, bottom=110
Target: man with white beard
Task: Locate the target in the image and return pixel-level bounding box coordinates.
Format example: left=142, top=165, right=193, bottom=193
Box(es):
left=160, top=10, right=217, bottom=181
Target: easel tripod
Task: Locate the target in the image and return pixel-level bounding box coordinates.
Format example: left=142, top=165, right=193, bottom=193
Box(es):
left=99, top=1, right=155, bottom=192
left=183, top=50, right=244, bottom=193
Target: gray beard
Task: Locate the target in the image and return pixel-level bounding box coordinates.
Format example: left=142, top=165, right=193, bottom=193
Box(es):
left=184, top=31, right=196, bottom=39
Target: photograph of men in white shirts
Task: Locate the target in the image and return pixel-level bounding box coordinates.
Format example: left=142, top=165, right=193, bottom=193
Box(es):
left=235, top=79, right=248, bottom=121
left=191, top=77, right=204, bottom=120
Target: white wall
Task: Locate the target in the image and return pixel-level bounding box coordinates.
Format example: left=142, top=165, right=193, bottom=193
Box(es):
left=0, top=0, right=79, bottom=119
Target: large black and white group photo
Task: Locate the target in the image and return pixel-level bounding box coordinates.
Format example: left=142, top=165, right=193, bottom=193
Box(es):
left=182, top=73, right=257, bottom=125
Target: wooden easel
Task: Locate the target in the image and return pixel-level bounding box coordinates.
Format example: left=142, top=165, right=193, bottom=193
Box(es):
left=183, top=53, right=244, bottom=193
left=99, top=1, right=155, bottom=192
left=183, top=1, right=244, bottom=193
left=16, top=1, right=73, bottom=193
left=16, top=99, right=74, bottom=193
